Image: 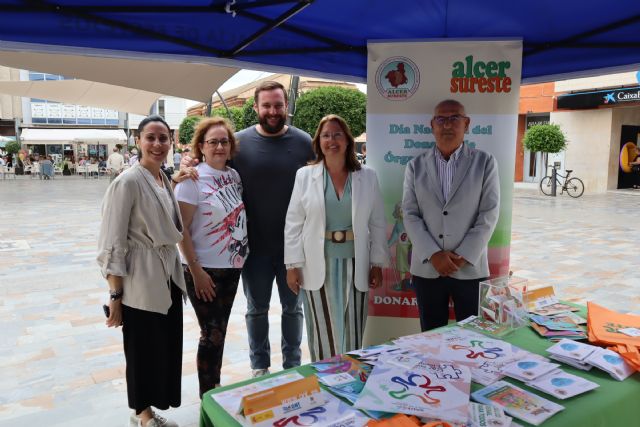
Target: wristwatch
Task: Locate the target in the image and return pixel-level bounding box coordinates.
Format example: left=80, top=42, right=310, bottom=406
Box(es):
left=109, top=289, right=123, bottom=301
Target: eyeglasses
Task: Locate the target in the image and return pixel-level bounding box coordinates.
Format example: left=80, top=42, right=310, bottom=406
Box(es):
left=320, top=132, right=345, bottom=140
left=432, top=114, right=468, bottom=126
left=141, top=133, right=171, bottom=144
left=202, top=138, right=230, bottom=147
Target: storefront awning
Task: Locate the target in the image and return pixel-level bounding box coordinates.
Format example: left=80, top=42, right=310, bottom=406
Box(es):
left=21, top=128, right=127, bottom=144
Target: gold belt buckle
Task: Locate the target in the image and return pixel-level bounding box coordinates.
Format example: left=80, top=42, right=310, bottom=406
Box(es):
left=331, top=230, right=346, bottom=243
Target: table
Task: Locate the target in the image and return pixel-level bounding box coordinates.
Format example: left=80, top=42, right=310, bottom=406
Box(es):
left=201, top=307, right=640, bottom=427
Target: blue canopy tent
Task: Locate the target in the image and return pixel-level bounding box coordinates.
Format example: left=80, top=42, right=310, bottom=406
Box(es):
left=0, top=0, right=639, bottom=83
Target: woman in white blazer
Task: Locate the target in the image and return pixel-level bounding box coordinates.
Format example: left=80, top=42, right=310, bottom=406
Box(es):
left=97, top=115, right=184, bottom=427
left=285, top=114, right=388, bottom=361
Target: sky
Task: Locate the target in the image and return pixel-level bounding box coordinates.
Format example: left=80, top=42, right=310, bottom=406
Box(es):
left=186, top=69, right=366, bottom=107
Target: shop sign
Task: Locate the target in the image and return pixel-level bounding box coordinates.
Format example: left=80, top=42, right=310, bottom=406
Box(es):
left=558, top=86, right=640, bottom=109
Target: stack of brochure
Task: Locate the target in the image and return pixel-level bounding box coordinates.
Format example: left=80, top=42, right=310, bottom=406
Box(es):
left=525, top=370, right=599, bottom=399
left=213, top=372, right=371, bottom=427
left=312, top=355, right=372, bottom=404
left=529, top=313, right=587, bottom=341
left=392, top=327, right=535, bottom=386
left=583, top=347, right=636, bottom=381
left=546, top=338, right=636, bottom=380
left=472, top=381, right=564, bottom=425
left=500, top=357, right=560, bottom=382
left=546, top=338, right=598, bottom=370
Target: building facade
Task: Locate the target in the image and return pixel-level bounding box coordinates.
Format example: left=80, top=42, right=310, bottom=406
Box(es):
left=517, top=72, right=640, bottom=192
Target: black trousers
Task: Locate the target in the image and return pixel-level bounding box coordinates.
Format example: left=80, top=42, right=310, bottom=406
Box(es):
left=183, top=266, right=241, bottom=397
left=412, top=275, right=483, bottom=331
left=122, top=282, right=183, bottom=414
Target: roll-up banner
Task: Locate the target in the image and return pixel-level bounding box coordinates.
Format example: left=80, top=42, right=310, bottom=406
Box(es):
left=364, top=39, right=522, bottom=345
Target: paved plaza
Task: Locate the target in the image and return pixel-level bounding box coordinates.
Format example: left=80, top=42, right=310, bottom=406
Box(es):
left=0, top=176, right=638, bottom=427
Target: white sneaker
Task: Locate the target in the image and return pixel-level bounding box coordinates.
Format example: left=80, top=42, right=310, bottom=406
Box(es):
left=251, top=368, right=270, bottom=378
left=129, top=412, right=139, bottom=427
left=138, top=411, right=179, bottom=427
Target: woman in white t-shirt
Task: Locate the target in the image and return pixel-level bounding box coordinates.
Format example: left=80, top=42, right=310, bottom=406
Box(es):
left=173, top=117, right=248, bottom=397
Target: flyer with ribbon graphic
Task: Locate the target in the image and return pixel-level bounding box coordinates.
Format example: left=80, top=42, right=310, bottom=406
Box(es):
left=354, top=360, right=471, bottom=424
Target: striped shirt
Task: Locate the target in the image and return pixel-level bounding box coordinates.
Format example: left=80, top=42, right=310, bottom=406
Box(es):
left=434, top=144, right=464, bottom=202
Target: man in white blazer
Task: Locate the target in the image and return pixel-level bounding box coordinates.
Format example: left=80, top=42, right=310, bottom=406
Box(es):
left=402, top=99, right=500, bottom=331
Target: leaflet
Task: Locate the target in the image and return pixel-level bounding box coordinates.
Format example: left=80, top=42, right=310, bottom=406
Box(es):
left=546, top=339, right=597, bottom=361
left=526, top=370, right=599, bottom=399
left=501, top=358, right=560, bottom=382
left=584, top=347, right=636, bottom=381
left=354, top=360, right=471, bottom=424
left=472, top=381, right=564, bottom=426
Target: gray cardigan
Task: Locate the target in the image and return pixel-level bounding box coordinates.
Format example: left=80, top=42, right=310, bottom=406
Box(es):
left=97, top=164, right=186, bottom=314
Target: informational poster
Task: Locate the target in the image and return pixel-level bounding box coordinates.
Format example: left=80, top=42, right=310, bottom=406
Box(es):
left=63, top=104, right=77, bottom=118
left=91, top=107, right=106, bottom=119
left=77, top=105, right=91, bottom=119
left=46, top=102, right=62, bottom=118
left=31, top=102, right=46, bottom=118
left=364, top=40, right=522, bottom=345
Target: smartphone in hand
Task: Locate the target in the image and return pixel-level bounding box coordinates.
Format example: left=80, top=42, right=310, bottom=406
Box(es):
left=103, top=304, right=110, bottom=318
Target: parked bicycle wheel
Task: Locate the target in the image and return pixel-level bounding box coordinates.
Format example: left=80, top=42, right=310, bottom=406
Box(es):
left=539, top=176, right=554, bottom=196
left=565, top=177, right=585, bottom=198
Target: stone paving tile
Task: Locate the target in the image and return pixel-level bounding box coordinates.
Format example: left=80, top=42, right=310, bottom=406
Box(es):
left=1, top=177, right=639, bottom=427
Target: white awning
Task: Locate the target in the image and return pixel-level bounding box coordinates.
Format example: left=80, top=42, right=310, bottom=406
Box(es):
left=0, top=80, right=161, bottom=115
left=21, top=128, right=127, bottom=144
left=0, top=49, right=240, bottom=104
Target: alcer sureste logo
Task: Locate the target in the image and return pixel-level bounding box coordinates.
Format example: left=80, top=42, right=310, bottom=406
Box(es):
left=376, top=57, right=420, bottom=101
left=450, top=55, right=512, bottom=94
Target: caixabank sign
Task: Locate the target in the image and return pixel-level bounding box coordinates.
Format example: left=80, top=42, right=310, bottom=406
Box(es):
left=557, top=86, right=640, bottom=109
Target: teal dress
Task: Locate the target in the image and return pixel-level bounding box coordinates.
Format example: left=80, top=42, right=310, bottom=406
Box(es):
left=302, top=168, right=369, bottom=362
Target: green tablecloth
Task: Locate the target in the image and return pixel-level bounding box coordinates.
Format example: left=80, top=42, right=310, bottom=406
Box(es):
left=201, top=307, right=640, bottom=427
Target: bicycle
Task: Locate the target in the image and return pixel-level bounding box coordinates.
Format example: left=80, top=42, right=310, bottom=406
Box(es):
left=539, top=168, right=585, bottom=198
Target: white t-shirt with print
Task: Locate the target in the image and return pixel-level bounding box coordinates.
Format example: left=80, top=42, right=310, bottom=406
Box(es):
left=174, top=163, right=248, bottom=268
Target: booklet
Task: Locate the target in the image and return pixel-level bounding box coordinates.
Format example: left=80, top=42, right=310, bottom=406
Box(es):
left=529, top=314, right=583, bottom=332
left=530, top=322, right=587, bottom=340
left=354, top=360, right=472, bottom=424
left=460, top=315, right=514, bottom=338
left=238, top=376, right=324, bottom=426
left=213, top=373, right=304, bottom=424
left=546, top=339, right=597, bottom=361
left=467, top=402, right=513, bottom=427
left=526, top=370, right=599, bottom=399
left=472, top=381, right=564, bottom=425
left=584, top=347, right=636, bottom=381
left=501, top=358, right=560, bottom=382
left=550, top=311, right=586, bottom=325
left=529, top=302, right=579, bottom=316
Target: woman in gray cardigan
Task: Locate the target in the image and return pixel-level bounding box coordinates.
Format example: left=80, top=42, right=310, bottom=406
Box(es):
left=97, top=115, right=185, bottom=427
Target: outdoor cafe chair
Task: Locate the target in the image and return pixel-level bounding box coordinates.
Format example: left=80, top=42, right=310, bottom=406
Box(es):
left=0, top=165, right=16, bottom=180
left=87, top=164, right=99, bottom=178
left=30, top=162, right=41, bottom=179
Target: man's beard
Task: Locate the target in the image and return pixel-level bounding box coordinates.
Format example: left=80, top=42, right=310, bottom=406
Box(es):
left=259, top=114, right=286, bottom=134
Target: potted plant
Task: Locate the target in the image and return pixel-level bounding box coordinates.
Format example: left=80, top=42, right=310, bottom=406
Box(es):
left=523, top=124, right=567, bottom=175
